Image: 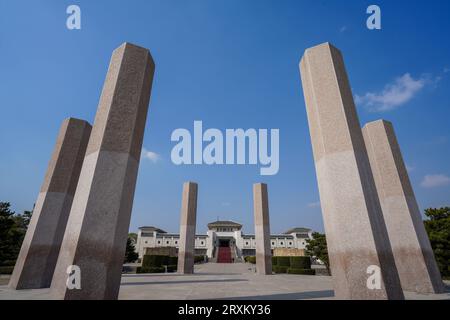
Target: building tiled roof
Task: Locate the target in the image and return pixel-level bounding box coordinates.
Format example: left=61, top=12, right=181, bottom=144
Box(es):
left=155, top=234, right=208, bottom=238
left=207, top=220, right=242, bottom=229
left=283, top=227, right=311, bottom=235
left=242, top=234, right=295, bottom=239
left=138, top=226, right=167, bottom=233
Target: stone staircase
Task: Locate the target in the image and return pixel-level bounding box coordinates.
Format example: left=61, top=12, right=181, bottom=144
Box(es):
left=217, top=246, right=232, bottom=263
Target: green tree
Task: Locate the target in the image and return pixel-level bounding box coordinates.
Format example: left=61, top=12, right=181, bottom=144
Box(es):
left=124, top=235, right=138, bottom=263
left=0, top=202, right=16, bottom=266
left=305, top=232, right=330, bottom=275
left=0, top=202, right=32, bottom=266
left=424, top=207, right=450, bottom=278
left=128, top=232, right=137, bottom=243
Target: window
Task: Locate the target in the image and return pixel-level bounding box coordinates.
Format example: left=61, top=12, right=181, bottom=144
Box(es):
left=245, top=242, right=249, bottom=245
left=175, top=241, right=178, bottom=245
left=289, top=242, right=292, bottom=246
left=166, top=241, right=170, bottom=245
left=145, top=241, right=148, bottom=244
left=271, top=242, right=275, bottom=245
left=201, top=241, right=204, bottom=245
left=280, top=242, right=284, bottom=245
left=157, top=240, right=161, bottom=244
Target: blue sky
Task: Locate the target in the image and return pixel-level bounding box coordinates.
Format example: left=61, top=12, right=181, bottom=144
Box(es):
left=0, top=0, right=449, bottom=234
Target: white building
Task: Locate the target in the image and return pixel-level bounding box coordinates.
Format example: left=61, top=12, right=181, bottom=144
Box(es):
left=136, top=220, right=313, bottom=262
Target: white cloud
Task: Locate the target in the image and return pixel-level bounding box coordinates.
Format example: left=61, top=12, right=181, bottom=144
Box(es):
left=141, top=148, right=160, bottom=163
left=339, top=26, right=347, bottom=33
left=307, top=201, right=321, bottom=208
left=355, top=73, right=426, bottom=112
left=420, top=174, right=450, bottom=188
left=405, top=164, right=414, bottom=172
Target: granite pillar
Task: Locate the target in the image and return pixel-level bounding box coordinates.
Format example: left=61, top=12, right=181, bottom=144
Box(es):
left=299, top=42, right=404, bottom=299
left=177, top=182, right=198, bottom=274
left=253, top=183, right=272, bottom=275
left=9, top=118, right=91, bottom=289
left=362, top=120, right=444, bottom=293
left=50, top=42, right=155, bottom=299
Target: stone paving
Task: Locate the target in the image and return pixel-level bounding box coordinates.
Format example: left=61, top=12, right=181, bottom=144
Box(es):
left=0, top=263, right=449, bottom=300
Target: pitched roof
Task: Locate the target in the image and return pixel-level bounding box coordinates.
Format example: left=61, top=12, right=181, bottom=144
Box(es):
left=138, top=226, right=167, bottom=233
left=207, top=220, right=242, bottom=229
left=283, top=227, right=311, bottom=234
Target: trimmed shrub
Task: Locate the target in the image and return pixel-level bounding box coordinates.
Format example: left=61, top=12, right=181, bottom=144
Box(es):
left=287, top=268, right=316, bottom=275
left=137, top=266, right=165, bottom=273
left=271, top=256, right=278, bottom=266
left=246, top=256, right=256, bottom=264
left=167, top=265, right=177, bottom=273
left=290, top=256, right=311, bottom=269
left=277, top=256, right=291, bottom=267
left=168, top=256, right=178, bottom=266
left=0, top=266, right=14, bottom=274
left=142, top=255, right=169, bottom=268
left=273, top=265, right=288, bottom=273
left=150, top=267, right=166, bottom=273
left=194, top=255, right=205, bottom=264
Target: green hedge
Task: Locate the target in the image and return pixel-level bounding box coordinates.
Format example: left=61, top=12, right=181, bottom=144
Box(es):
left=168, top=256, right=178, bottom=266
left=1, top=260, right=16, bottom=267
left=287, top=268, right=316, bottom=275
left=142, top=255, right=169, bottom=268
left=273, top=265, right=288, bottom=273
left=137, top=265, right=178, bottom=273
left=272, top=256, right=314, bottom=275
left=0, top=266, right=14, bottom=274
left=194, top=255, right=205, bottom=264
left=277, top=256, right=291, bottom=267
left=246, top=256, right=256, bottom=264
left=142, top=254, right=206, bottom=269
left=289, top=256, right=311, bottom=269
left=137, top=266, right=165, bottom=273
left=271, top=256, right=278, bottom=266
left=167, top=265, right=177, bottom=273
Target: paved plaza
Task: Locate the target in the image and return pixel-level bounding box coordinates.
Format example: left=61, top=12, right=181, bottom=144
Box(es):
left=1, top=263, right=449, bottom=300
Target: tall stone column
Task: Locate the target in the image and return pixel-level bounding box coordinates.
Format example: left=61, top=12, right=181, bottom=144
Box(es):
left=9, top=118, right=91, bottom=289
left=299, top=42, right=404, bottom=299
left=50, top=42, right=155, bottom=300
left=253, top=183, right=272, bottom=275
left=362, top=120, right=444, bottom=293
left=177, top=182, right=198, bottom=274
